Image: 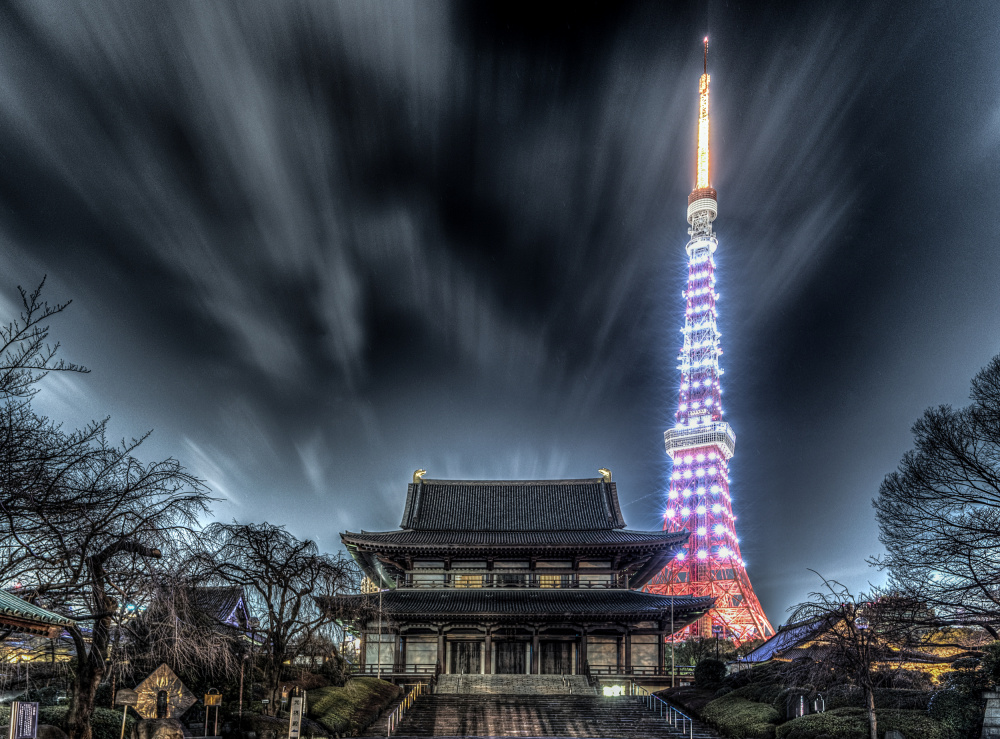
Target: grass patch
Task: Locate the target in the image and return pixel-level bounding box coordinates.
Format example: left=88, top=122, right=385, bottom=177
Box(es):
left=776, top=706, right=951, bottom=739
left=306, top=678, right=401, bottom=736
left=701, top=692, right=780, bottom=739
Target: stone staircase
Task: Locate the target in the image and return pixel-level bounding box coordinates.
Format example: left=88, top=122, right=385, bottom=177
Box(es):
left=436, top=674, right=596, bottom=695
left=380, top=693, right=722, bottom=738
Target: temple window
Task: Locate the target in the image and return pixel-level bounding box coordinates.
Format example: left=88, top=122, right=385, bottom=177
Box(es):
left=453, top=574, right=484, bottom=588
left=411, top=573, right=445, bottom=587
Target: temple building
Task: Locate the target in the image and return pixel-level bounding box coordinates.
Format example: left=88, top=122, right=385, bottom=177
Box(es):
left=320, top=473, right=713, bottom=687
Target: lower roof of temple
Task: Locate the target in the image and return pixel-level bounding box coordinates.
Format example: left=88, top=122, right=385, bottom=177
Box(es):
left=319, top=588, right=714, bottom=624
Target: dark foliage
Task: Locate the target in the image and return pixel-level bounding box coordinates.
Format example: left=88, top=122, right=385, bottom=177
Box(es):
left=694, top=657, right=727, bottom=688
left=872, top=355, right=1000, bottom=638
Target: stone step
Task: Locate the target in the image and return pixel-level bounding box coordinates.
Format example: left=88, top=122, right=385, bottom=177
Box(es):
left=375, top=694, right=722, bottom=738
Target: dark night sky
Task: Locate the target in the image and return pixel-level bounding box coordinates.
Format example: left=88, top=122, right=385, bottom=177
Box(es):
left=2, top=1, right=999, bottom=626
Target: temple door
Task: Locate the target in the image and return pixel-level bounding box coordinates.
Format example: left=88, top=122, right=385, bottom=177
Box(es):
left=450, top=641, right=481, bottom=674
left=540, top=641, right=573, bottom=674
left=495, top=642, right=526, bottom=674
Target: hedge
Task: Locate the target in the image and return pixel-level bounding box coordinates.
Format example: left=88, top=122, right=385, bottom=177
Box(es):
left=306, top=678, right=401, bottom=736
left=0, top=706, right=136, bottom=739
left=701, top=692, right=780, bottom=739
left=775, top=706, right=950, bottom=739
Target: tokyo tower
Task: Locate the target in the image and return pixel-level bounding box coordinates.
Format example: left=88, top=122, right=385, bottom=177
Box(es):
left=646, top=39, right=774, bottom=644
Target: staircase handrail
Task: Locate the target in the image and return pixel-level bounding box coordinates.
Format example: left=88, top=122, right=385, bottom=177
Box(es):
left=632, top=684, right=694, bottom=739
left=385, top=681, right=427, bottom=737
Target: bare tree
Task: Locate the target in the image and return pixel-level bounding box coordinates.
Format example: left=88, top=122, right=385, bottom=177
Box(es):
left=193, top=522, right=353, bottom=712
left=0, top=282, right=210, bottom=739
left=117, top=563, right=246, bottom=688
left=787, top=576, right=927, bottom=739
left=872, top=355, right=1000, bottom=637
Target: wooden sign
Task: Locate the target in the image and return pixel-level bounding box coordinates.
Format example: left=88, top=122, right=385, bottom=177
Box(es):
left=288, top=694, right=305, bottom=739
left=8, top=702, right=39, bottom=739
left=115, top=689, right=139, bottom=706
left=203, top=694, right=222, bottom=706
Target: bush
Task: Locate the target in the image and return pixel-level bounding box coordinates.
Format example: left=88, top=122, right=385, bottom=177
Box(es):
left=776, top=706, right=949, bottom=739
left=722, top=662, right=787, bottom=691
left=701, top=692, right=780, bottom=739
left=928, top=688, right=982, bottom=738
left=731, top=683, right=784, bottom=705
left=306, top=678, right=401, bottom=736
left=695, top=658, right=727, bottom=688
left=0, top=706, right=136, bottom=739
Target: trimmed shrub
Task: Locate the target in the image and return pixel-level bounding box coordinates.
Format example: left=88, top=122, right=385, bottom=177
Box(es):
left=928, top=688, right=981, bottom=738
left=732, top=683, right=784, bottom=705
left=0, top=706, right=136, bottom=739
left=776, top=706, right=949, bottom=739
left=306, top=678, right=401, bottom=736
left=722, top=662, right=786, bottom=691
left=701, top=692, right=780, bottom=739
left=695, top=658, right=727, bottom=688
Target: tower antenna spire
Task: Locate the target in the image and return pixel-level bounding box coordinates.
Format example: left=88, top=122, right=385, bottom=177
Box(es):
left=704, top=36, right=708, bottom=75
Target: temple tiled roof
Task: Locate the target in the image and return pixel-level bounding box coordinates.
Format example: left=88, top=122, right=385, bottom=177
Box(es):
left=399, top=478, right=626, bottom=531
left=344, top=528, right=687, bottom=548
left=738, top=617, right=830, bottom=663
left=0, top=590, right=72, bottom=637
left=319, top=588, right=713, bottom=622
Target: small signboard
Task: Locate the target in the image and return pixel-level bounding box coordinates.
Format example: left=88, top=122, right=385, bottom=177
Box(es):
left=204, top=694, right=222, bottom=706
left=8, top=702, right=39, bottom=739
left=288, top=694, right=305, bottom=739
left=115, top=689, right=139, bottom=706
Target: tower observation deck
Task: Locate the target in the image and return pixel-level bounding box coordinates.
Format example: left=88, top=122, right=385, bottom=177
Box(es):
left=645, top=39, right=774, bottom=644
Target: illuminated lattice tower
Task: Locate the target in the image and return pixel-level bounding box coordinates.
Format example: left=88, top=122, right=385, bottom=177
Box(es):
left=646, top=40, right=774, bottom=644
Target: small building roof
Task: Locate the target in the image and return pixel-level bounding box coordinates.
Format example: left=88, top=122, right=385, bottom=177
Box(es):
left=0, top=590, right=73, bottom=638
left=319, top=588, right=713, bottom=624
left=737, top=617, right=831, bottom=663
left=399, top=478, right=626, bottom=531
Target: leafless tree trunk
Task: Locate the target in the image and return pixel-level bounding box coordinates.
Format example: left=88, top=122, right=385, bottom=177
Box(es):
left=0, top=281, right=211, bottom=739
left=192, top=523, right=353, bottom=714
left=787, top=574, right=927, bottom=739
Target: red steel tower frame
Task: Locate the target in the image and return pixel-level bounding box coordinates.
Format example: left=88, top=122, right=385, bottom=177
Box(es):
left=645, top=40, right=774, bottom=644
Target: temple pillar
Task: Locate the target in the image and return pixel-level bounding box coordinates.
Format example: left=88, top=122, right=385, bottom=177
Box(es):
left=484, top=629, right=492, bottom=675
left=624, top=629, right=632, bottom=673
left=531, top=629, right=540, bottom=674
left=579, top=627, right=588, bottom=673
left=437, top=629, right=445, bottom=674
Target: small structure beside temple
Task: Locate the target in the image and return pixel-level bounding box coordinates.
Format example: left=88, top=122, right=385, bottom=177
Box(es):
left=320, top=474, right=713, bottom=690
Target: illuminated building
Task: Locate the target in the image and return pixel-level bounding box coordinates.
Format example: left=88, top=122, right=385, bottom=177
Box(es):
left=320, top=472, right=712, bottom=686
left=645, top=40, right=775, bottom=643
